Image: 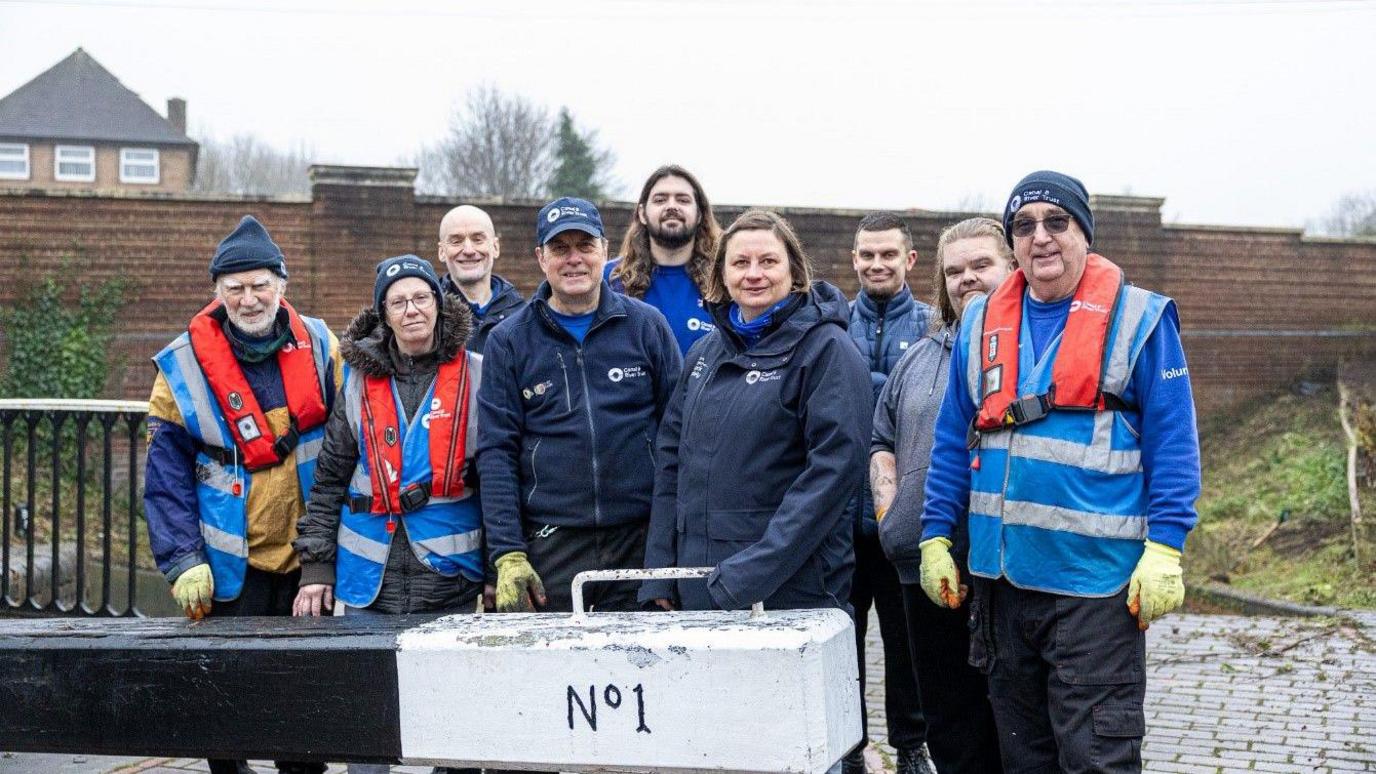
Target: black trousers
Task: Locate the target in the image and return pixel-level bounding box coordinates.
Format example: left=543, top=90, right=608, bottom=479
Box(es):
left=981, top=579, right=1146, bottom=774
left=524, top=520, right=647, bottom=613
left=900, top=583, right=1002, bottom=773
left=206, top=566, right=327, bottom=774
left=849, top=529, right=926, bottom=752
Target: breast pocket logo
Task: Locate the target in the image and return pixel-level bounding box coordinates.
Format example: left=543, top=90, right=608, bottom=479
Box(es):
left=608, top=365, right=647, bottom=383
left=745, top=369, right=780, bottom=385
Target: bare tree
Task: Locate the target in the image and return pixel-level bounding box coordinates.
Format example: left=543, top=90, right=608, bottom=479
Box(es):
left=415, top=84, right=555, bottom=198
left=192, top=132, right=313, bottom=196
left=1316, top=190, right=1376, bottom=237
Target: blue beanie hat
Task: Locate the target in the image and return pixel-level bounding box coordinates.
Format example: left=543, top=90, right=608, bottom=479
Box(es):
left=373, top=255, right=444, bottom=315
left=210, top=215, right=288, bottom=279
left=1002, top=170, right=1094, bottom=247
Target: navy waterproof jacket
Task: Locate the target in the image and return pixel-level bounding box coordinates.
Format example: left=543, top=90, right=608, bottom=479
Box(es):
left=442, top=273, right=527, bottom=355
left=477, top=280, right=682, bottom=561
left=640, top=282, right=871, bottom=612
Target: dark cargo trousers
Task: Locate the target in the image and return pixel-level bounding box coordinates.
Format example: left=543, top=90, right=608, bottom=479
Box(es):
left=977, top=578, right=1146, bottom=774
left=524, top=520, right=647, bottom=612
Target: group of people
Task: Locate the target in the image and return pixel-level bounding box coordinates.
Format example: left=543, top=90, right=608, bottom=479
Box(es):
left=143, top=165, right=1201, bottom=774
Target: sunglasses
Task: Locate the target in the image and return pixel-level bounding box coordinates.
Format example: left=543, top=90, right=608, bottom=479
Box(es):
left=1010, top=214, right=1073, bottom=238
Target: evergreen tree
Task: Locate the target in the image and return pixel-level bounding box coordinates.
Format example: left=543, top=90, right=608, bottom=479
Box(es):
left=547, top=107, right=615, bottom=200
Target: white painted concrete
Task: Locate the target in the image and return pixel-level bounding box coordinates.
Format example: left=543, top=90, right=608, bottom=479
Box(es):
left=395, top=609, right=861, bottom=773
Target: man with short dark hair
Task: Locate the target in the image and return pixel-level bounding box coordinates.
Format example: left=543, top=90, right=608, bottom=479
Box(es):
left=920, top=171, right=1200, bottom=771
left=144, top=215, right=340, bottom=774
left=478, top=197, right=682, bottom=613
left=606, top=165, right=721, bottom=354
left=842, top=212, right=935, bottom=774
left=436, top=204, right=526, bottom=354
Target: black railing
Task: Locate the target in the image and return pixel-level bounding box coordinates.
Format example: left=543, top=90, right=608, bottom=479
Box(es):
left=1, top=399, right=149, bottom=616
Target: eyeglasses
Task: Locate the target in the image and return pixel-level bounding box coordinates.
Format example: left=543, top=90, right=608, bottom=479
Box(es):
left=1010, top=214, right=1073, bottom=238
left=385, top=292, right=436, bottom=314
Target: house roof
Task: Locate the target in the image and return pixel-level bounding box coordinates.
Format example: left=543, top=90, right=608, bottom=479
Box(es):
left=0, top=48, right=196, bottom=146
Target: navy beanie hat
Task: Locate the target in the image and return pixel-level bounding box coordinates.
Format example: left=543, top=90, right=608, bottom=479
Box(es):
left=1002, top=170, right=1094, bottom=247
left=210, top=215, right=288, bottom=279
left=373, top=255, right=444, bottom=314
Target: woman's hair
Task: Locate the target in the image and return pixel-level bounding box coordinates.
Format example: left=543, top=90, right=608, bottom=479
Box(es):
left=613, top=165, right=721, bottom=298
left=932, top=217, right=1016, bottom=327
left=706, top=209, right=815, bottom=304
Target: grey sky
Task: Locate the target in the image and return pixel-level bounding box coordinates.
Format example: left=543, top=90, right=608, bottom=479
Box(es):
left=2, top=0, right=1373, bottom=230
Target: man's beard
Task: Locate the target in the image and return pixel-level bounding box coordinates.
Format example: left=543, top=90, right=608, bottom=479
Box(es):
left=647, top=217, right=695, bottom=250
left=228, top=299, right=282, bottom=336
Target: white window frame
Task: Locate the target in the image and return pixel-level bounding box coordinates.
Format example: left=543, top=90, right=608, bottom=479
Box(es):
left=0, top=142, right=29, bottom=180
left=54, top=145, right=95, bottom=182
left=119, top=147, right=160, bottom=184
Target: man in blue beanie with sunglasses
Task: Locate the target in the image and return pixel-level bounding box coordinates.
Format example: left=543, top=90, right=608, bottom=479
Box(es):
left=145, top=214, right=341, bottom=774
left=918, top=171, right=1200, bottom=771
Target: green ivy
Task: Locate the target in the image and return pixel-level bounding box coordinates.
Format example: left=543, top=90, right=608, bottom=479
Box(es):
left=0, top=259, right=127, bottom=399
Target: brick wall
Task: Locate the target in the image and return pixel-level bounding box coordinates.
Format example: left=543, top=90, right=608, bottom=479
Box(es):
left=2, top=166, right=1374, bottom=417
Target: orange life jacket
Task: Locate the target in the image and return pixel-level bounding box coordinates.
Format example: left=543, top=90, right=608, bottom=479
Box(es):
left=358, top=355, right=471, bottom=516
left=974, top=252, right=1125, bottom=432
left=186, top=299, right=328, bottom=471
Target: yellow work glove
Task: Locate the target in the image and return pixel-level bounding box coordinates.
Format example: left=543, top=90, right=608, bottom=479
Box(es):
left=171, top=563, right=214, bottom=620
left=1127, top=540, right=1185, bottom=630
left=919, top=537, right=967, bottom=609
left=494, top=551, right=546, bottom=612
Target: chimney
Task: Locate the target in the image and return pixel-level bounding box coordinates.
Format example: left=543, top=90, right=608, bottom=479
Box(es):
left=167, top=97, right=187, bottom=136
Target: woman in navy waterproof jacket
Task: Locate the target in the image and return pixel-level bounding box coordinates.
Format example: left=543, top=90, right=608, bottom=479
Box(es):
left=639, top=210, right=872, bottom=612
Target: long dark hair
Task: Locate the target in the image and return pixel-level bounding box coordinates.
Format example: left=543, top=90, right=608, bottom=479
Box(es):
left=613, top=165, right=720, bottom=298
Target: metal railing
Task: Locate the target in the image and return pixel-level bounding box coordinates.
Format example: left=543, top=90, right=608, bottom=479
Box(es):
left=1, top=399, right=149, bottom=616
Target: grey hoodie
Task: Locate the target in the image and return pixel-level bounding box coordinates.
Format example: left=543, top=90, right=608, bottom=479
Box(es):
left=872, top=324, right=957, bottom=584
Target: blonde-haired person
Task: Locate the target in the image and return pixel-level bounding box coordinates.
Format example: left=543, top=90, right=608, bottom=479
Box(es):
left=870, top=217, right=1014, bottom=774
left=640, top=209, right=870, bottom=618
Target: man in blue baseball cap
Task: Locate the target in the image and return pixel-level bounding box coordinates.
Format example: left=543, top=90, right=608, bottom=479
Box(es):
left=477, top=197, right=682, bottom=615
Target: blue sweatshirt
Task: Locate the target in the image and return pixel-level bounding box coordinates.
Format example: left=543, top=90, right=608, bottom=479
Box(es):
left=605, top=258, right=715, bottom=354
left=921, top=290, right=1200, bottom=551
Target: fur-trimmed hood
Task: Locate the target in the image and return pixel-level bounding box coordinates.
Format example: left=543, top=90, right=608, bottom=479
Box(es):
left=340, top=291, right=472, bottom=377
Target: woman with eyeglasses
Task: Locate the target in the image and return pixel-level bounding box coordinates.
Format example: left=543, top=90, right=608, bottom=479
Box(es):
left=293, top=256, right=483, bottom=772
left=639, top=209, right=871, bottom=615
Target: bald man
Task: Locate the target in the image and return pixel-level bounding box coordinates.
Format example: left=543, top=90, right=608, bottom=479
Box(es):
left=438, top=205, right=527, bottom=353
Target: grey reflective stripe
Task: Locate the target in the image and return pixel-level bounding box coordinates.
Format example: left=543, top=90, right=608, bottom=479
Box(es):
left=466, top=352, right=482, bottom=455
left=1103, top=286, right=1152, bottom=397
left=338, top=523, right=391, bottom=564
left=344, top=372, right=363, bottom=433
left=195, top=459, right=238, bottom=495
left=295, top=435, right=323, bottom=465
left=414, top=528, right=482, bottom=559
left=981, top=423, right=1141, bottom=475
left=350, top=463, right=370, bottom=495
left=429, top=492, right=476, bottom=505
left=201, top=521, right=248, bottom=559
left=966, top=312, right=984, bottom=406
left=306, top=318, right=330, bottom=398
left=171, top=343, right=228, bottom=447
left=1002, top=499, right=1147, bottom=540
left=969, top=490, right=1003, bottom=517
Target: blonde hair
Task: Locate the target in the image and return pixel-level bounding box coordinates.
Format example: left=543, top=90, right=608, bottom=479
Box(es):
left=932, top=217, right=1015, bottom=327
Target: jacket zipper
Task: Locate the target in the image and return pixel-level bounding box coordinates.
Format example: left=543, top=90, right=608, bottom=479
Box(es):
left=555, top=351, right=573, bottom=412
left=576, top=347, right=603, bottom=527
left=872, top=298, right=888, bottom=373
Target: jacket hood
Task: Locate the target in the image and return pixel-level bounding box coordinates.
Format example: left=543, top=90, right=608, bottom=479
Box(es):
left=708, top=280, right=850, bottom=357
left=341, top=291, right=472, bottom=377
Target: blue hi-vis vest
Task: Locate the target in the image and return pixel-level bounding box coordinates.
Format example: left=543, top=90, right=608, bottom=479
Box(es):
left=961, top=285, right=1169, bottom=597
left=152, top=315, right=333, bottom=601
left=334, top=358, right=484, bottom=608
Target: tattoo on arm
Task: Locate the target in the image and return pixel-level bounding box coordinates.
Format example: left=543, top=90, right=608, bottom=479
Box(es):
left=869, top=451, right=898, bottom=513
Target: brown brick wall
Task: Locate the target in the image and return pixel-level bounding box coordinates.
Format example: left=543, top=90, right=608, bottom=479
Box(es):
left=2, top=174, right=1374, bottom=417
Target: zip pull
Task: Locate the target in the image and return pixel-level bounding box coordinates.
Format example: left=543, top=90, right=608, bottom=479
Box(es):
left=386, top=515, right=396, bottom=534
left=971, top=455, right=981, bottom=471
left=232, top=443, right=243, bottom=496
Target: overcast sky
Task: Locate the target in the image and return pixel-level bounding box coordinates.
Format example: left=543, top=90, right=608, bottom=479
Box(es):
left=2, top=0, right=1373, bottom=230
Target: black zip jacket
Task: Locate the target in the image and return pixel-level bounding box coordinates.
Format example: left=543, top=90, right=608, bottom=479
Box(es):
left=441, top=272, right=527, bottom=356
left=477, top=280, right=682, bottom=561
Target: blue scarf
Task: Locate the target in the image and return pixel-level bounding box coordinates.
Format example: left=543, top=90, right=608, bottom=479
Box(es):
left=729, top=297, right=793, bottom=348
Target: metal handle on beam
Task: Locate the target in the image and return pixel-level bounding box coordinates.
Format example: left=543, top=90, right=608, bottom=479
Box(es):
left=570, top=567, right=766, bottom=618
